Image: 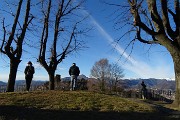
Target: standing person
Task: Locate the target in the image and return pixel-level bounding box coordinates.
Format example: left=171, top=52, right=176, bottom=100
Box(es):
left=141, top=81, right=147, bottom=99
left=69, top=63, right=80, bottom=91
left=24, top=61, right=35, bottom=91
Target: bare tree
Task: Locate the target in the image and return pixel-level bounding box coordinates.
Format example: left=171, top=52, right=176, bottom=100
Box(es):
left=110, top=63, right=124, bottom=92
left=90, top=58, right=124, bottom=92
left=107, top=0, right=180, bottom=108
left=0, top=0, right=34, bottom=92
left=37, top=0, right=88, bottom=90
left=90, top=58, right=111, bottom=92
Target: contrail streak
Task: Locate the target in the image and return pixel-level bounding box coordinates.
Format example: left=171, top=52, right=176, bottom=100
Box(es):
left=81, top=9, right=174, bottom=79
left=90, top=15, right=136, bottom=65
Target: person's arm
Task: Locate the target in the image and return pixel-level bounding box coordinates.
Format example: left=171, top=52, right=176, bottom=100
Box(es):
left=24, top=66, right=28, bottom=74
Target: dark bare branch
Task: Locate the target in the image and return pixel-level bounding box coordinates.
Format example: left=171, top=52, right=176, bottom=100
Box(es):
left=16, top=0, right=31, bottom=59
left=1, top=18, right=6, bottom=54
left=128, top=0, right=156, bottom=35
left=136, top=27, right=159, bottom=44
left=147, top=0, right=164, bottom=33
left=174, top=0, right=179, bottom=39
left=63, top=0, right=84, bottom=16
left=161, top=0, right=175, bottom=39
left=57, top=24, right=76, bottom=63
left=4, top=0, right=23, bottom=58
left=39, top=0, right=51, bottom=70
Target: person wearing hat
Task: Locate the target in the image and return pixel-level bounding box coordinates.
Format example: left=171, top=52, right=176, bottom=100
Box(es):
left=24, top=61, right=35, bottom=91
left=69, top=63, right=80, bottom=91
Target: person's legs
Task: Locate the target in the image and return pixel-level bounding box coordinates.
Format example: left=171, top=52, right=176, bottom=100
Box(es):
left=70, top=75, right=74, bottom=90
left=26, top=76, right=32, bottom=91
left=70, top=75, right=77, bottom=91
left=74, top=76, right=78, bottom=90
left=142, top=90, right=147, bottom=99
left=141, top=90, right=144, bottom=99
left=144, top=90, right=147, bottom=99
left=26, top=79, right=30, bottom=91
left=26, top=80, right=28, bottom=91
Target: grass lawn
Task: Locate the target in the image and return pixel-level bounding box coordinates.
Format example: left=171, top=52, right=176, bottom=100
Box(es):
left=0, top=91, right=179, bottom=120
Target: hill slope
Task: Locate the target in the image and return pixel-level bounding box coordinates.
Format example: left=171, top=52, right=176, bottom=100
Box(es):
left=0, top=91, right=153, bottom=112
left=0, top=91, right=178, bottom=120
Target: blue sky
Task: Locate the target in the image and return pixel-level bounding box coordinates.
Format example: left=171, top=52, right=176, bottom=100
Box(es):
left=0, top=0, right=175, bottom=82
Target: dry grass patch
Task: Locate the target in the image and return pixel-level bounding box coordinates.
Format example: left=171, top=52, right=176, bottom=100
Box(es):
left=0, top=91, right=154, bottom=112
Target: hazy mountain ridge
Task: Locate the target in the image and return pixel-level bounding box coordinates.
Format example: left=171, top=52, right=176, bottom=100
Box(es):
left=0, top=80, right=47, bottom=86
left=121, top=78, right=175, bottom=90
left=0, top=77, right=175, bottom=90
left=0, top=81, right=6, bottom=86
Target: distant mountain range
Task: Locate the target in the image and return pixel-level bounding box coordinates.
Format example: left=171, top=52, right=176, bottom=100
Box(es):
left=0, top=77, right=175, bottom=91
left=0, top=80, right=46, bottom=86
left=0, top=74, right=88, bottom=86
left=0, top=81, right=7, bottom=86
left=121, top=78, right=175, bottom=90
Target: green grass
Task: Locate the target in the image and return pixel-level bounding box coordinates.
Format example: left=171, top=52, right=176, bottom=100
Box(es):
left=0, top=91, right=179, bottom=120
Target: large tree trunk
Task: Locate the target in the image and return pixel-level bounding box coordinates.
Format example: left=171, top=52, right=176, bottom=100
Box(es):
left=172, top=52, right=180, bottom=109
left=6, top=59, right=20, bottom=92
left=48, top=70, right=55, bottom=90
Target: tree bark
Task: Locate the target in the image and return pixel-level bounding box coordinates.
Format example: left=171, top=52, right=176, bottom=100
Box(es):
left=171, top=52, right=180, bottom=109
left=48, top=70, right=55, bottom=90
left=6, top=59, right=20, bottom=92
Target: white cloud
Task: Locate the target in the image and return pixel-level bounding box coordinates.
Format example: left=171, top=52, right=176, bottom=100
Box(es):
left=120, top=58, right=174, bottom=79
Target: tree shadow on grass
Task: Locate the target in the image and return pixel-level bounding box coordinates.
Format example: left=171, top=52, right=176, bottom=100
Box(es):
left=0, top=105, right=179, bottom=120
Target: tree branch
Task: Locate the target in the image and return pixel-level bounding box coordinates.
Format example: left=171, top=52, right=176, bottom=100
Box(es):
left=63, top=0, right=84, bottom=16
left=136, top=27, right=159, bottom=44
left=1, top=18, right=6, bottom=54
left=4, top=0, right=23, bottom=59
left=147, top=0, right=164, bottom=33
left=38, top=0, right=51, bottom=70
left=16, top=0, right=31, bottom=59
left=57, top=24, right=76, bottom=63
left=161, top=0, right=175, bottom=39
left=128, top=0, right=156, bottom=36
left=174, top=0, right=179, bottom=41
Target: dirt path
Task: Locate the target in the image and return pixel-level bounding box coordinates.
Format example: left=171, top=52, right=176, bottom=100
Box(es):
left=147, top=101, right=180, bottom=119
left=131, top=98, right=180, bottom=119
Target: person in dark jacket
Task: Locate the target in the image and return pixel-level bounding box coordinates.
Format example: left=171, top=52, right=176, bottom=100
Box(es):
left=141, top=81, right=147, bottom=99
left=69, top=63, right=80, bottom=91
left=24, top=61, right=35, bottom=91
